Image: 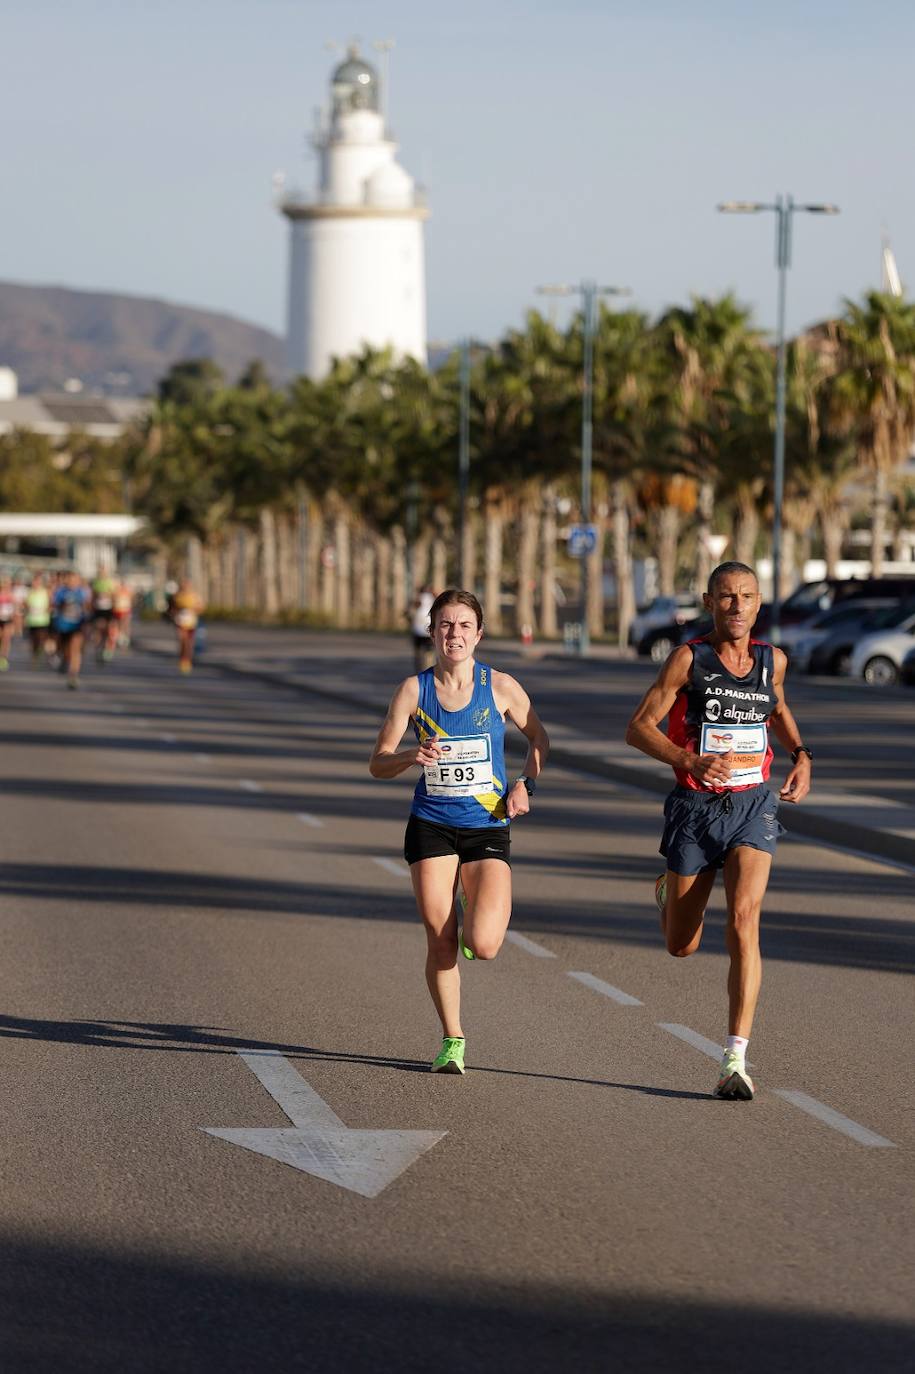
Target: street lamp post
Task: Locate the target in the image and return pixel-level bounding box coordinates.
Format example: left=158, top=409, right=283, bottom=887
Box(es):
left=535, top=281, right=629, bottom=655
left=717, top=196, right=839, bottom=643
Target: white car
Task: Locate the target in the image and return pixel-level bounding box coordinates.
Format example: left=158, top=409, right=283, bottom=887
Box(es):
left=848, top=609, right=915, bottom=685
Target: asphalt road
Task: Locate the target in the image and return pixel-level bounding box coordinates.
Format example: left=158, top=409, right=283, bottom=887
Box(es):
left=0, top=631, right=912, bottom=1373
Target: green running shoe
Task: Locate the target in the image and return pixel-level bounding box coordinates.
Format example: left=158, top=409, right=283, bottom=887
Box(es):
left=654, top=873, right=667, bottom=913
left=456, top=888, right=474, bottom=959
left=713, top=1050, right=754, bottom=1101
left=431, top=1037, right=465, bottom=1074
left=458, top=925, right=475, bottom=960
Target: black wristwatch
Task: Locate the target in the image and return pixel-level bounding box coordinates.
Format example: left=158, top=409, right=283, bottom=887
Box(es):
left=791, top=746, right=813, bottom=765
left=515, top=775, right=536, bottom=796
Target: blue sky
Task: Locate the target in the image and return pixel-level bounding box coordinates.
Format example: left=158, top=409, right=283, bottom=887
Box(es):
left=3, top=0, right=913, bottom=345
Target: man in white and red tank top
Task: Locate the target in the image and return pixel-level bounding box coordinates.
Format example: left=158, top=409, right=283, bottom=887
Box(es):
left=626, top=562, right=813, bottom=1101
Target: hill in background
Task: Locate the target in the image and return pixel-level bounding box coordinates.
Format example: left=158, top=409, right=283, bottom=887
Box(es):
left=0, top=280, right=285, bottom=396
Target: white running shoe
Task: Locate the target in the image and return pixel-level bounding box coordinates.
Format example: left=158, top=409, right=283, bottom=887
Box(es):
left=713, top=1050, right=755, bottom=1101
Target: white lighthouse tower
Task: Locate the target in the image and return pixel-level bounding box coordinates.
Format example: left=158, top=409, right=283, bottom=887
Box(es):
left=280, top=45, right=429, bottom=379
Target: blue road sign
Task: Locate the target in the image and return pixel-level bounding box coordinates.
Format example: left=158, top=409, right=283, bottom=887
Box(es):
left=567, top=523, right=598, bottom=558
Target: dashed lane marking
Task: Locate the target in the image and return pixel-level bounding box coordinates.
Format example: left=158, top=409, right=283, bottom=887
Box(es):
left=504, top=931, right=556, bottom=958
left=568, top=970, right=643, bottom=1006
left=239, top=779, right=263, bottom=793
left=194, top=753, right=211, bottom=763
left=297, top=812, right=324, bottom=828
left=773, top=1090, right=897, bottom=1148
left=159, top=732, right=177, bottom=744
left=373, top=857, right=409, bottom=878
left=658, top=1023, right=722, bottom=1060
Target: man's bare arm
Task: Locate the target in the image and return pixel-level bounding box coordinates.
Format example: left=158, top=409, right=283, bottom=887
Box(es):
left=768, top=649, right=811, bottom=803
left=625, top=645, right=734, bottom=789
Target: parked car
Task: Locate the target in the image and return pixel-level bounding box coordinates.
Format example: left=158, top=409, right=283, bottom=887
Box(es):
left=791, top=599, right=904, bottom=674
left=754, top=575, right=915, bottom=638
left=847, top=605, right=915, bottom=685
left=900, top=643, right=915, bottom=686
left=629, top=594, right=701, bottom=648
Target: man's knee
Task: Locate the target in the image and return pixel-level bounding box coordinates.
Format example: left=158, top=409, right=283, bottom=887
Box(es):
left=728, top=902, right=761, bottom=946
left=666, top=933, right=700, bottom=958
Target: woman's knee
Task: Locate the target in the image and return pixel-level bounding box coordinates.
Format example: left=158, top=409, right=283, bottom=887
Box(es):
left=425, top=927, right=457, bottom=967
left=466, top=931, right=504, bottom=961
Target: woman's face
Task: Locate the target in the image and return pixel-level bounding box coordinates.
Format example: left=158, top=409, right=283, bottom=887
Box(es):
left=432, top=602, right=482, bottom=664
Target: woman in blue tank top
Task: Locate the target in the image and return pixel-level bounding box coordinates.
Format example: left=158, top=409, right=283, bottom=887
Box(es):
left=370, top=588, right=550, bottom=1075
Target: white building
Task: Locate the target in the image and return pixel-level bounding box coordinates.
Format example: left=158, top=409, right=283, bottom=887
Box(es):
left=280, top=45, right=428, bottom=379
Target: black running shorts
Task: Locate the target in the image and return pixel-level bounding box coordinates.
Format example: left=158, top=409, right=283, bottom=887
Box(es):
left=404, top=814, right=511, bottom=867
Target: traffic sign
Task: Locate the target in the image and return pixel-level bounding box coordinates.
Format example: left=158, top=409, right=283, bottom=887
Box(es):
left=567, top=523, right=598, bottom=558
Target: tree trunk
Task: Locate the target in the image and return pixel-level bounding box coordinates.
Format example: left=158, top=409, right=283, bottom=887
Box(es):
left=234, top=527, right=247, bottom=608
left=186, top=535, right=204, bottom=592
left=871, top=467, right=889, bottom=577
left=540, top=487, right=558, bottom=639
left=733, top=499, right=759, bottom=567
left=334, top=506, right=351, bottom=628
left=484, top=494, right=503, bottom=635
left=460, top=500, right=477, bottom=593
left=375, top=534, right=392, bottom=628
left=295, top=490, right=309, bottom=610
left=515, top=490, right=539, bottom=636
left=656, top=505, right=680, bottom=596
left=612, top=482, right=636, bottom=650
left=354, top=526, right=376, bottom=626
left=307, top=500, right=323, bottom=613
left=320, top=534, right=335, bottom=618
left=391, top=525, right=407, bottom=630
left=431, top=511, right=449, bottom=591
left=821, top=510, right=844, bottom=578
left=411, top=530, right=431, bottom=595
left=275, top=513, right=294, bottom=610
left=259, top=508, right=279, bottom=616
left=206, top=541, right=221, bottom=608
left=695, top=479, right=715, bottom=594
left=221, top=533, right=236, bottom=608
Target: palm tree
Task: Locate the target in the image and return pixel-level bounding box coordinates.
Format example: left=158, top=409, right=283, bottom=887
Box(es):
left=833, top=292, right=915, bottom=576
left=653, top=294, right=765, bottom=592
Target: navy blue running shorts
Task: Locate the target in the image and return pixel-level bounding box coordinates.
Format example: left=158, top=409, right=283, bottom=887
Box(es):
left=404, top=814, right=511, bottom=867
left=660, top=784, right=785, bottom=876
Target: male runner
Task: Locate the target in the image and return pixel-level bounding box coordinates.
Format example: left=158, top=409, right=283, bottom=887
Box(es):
left=625, top=561, right=812, bottom=1100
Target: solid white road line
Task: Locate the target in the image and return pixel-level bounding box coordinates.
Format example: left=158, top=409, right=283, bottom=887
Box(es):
left=296, top=812, right=324, bottom=828
left=504, top=930, right=556, bottom=959
left=568, top=971, right=643, bottom=1006
left=773, top=1089, right=897, bottom=1148
left=782, top=832, right=915, bottom=877
left=194, top=753, right=211, bottom=763
left=159, top=732, right=176, bottom=744
left=658, top=1023, right=722, bottom=1060
left=373, top=857, right=409, bottom=879
left=239, top=780, right=263, bottom=793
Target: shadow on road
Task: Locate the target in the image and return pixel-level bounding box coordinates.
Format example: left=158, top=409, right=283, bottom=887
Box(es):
left=0, top=1233, right=911, bottom=1374
left=0, top=862, right=911, bottom=975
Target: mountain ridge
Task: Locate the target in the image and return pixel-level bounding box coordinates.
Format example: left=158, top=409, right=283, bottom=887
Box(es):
left=0, top=280, right=285, bottom=396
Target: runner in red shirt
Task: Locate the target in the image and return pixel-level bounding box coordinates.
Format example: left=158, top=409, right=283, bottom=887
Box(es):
left=626, top=562, right=812, bottom=1100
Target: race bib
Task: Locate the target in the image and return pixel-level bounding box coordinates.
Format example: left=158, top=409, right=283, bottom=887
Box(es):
left=424, top=734, right=494, bottom=797
left=175, top=609, right=198, bottom=630
left=700, top=722, right=767, bottom=788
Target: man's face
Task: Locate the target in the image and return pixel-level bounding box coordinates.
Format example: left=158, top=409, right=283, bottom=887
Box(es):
left=703, top=573, right=761, bottom=640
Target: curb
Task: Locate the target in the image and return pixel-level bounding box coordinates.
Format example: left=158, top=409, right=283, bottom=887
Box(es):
left=135, top=637, right=915, bottom=872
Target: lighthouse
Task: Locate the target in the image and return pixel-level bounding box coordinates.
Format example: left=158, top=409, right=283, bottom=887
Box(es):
left=280, top=45, right=429, bottom=380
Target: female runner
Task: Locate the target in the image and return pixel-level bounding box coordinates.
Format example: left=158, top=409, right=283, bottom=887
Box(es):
left=369, top=588, right=549, bottom=1074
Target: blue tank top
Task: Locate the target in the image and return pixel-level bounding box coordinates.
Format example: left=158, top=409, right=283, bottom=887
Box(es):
left=411, top=662, right=508, bottom=827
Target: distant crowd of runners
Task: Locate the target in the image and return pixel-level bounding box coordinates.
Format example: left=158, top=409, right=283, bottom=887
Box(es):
left=0, top=569, right=207, bottom=685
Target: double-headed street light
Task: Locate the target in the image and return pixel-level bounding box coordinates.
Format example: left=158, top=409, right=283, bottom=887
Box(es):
left=536, top=281, right=630, bottom=655
left=718, top=196, right=839, bottom=643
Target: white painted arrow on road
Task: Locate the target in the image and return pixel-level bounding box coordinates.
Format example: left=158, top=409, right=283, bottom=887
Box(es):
left=203, top=1050, right=447, bottom=1198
